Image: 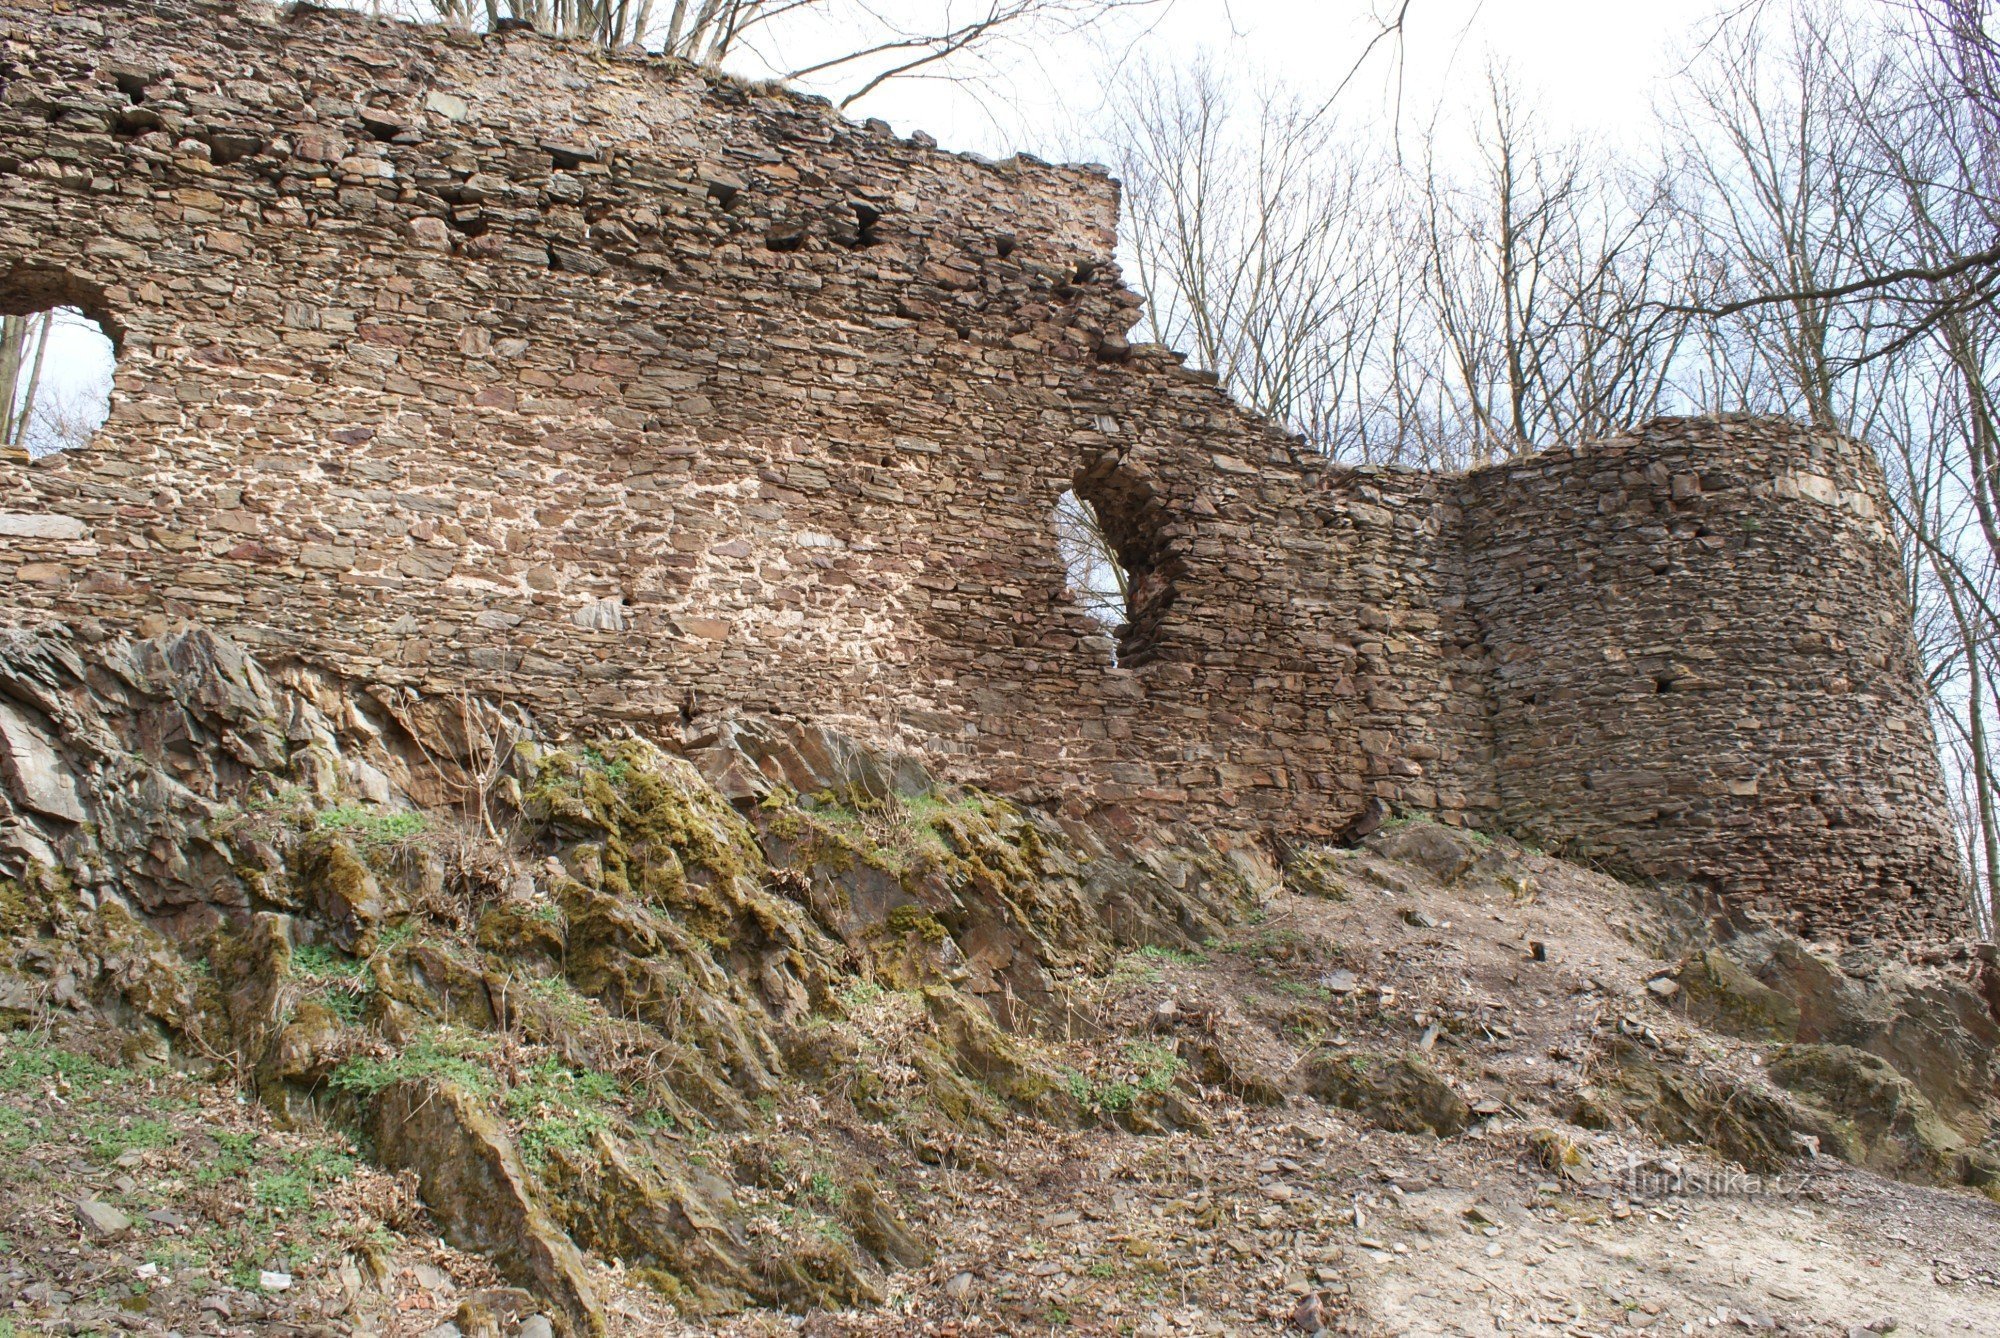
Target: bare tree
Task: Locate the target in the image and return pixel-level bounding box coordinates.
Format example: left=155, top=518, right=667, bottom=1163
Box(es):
left=0, top=311, right=53, bottom=456
left=1667, top=0, right=1999, bottom=934
left=1052, top=489, right=1128, bottom=634
left=3, top=308, right=113, bottom=459
left=1109, top=60, right=1406, bottom=456
left=1105, top=62, right=1691, bottom=469
left=1411, top=72, right=1693, bottom=459
left=337, top=0, right=1171, bottom=110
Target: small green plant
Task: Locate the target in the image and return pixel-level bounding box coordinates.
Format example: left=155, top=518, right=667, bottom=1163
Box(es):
left=1062, top=1068, right=1135, bottom=1114
left=292, top=942, right=372, bottom=1022
left=1124, top=1041, right=1186, bottom=1095
left=503, top=1059, right=620, bottom=1167
left=806, top=1170, right=845, bottom=1206
left=580, top=746, right=633, bottom=785
left=195, top=1130, right=261, bottom=1187
left=314, top=805, right=427, bottom=846
left=835, top=979, right=885, bottom=1011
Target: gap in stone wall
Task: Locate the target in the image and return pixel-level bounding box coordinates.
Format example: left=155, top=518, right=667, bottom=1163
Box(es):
left=1072, top=455, right=1183, bottom=668
left=1053, top=488, right=1128, bottom=662
left=1, top=297, right=116, bottom=461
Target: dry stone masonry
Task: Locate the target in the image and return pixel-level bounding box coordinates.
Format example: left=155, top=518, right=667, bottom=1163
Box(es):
left=0, top=0, right=1967, bottom=941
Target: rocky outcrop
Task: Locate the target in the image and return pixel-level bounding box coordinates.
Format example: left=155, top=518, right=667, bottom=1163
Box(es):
left=1303, top=1051, right=1471, bottom=1136
left=372, top=1079, right=604, bottom=1336
left=0, top=621, right=1266, bottom=1329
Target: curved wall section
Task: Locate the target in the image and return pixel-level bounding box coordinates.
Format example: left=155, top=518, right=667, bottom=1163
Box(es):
left=1458, top=418, right=1963, bottom=941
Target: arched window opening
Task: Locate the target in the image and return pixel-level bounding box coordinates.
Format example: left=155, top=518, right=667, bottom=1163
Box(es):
left=1055, top=488, right=1130, bottom=655
left=2, top=302, right=115, bottom=460
left=1061, top=454, right=1184, bottom=668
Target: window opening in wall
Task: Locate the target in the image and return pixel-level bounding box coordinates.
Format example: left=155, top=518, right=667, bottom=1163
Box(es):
left=2, top=304, right=115, bottom=460
left=1055, top=488, right=1130, bottom=657
left=1060, top=456, right=1184, bottom=668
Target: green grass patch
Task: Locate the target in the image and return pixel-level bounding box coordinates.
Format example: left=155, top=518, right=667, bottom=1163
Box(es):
left=0, top=1032, right=119, bottom=1094
left=195, top=1130, right=261, bottom=1188
left=81, top=1116, right=178, bottom=1162
left=331, top=1028, right=496, bottom=1097
left=503, top=1059, right=620, bottom=1167
left=1109, top=943, right=1206, bottom=987
left=252, top=1147, right=355, bottom=1214
left=376, top=922, right=417, bottom=951
left=292, top=943, right=365, bottom=979
left=314, top=805, right=427, bottom=846
left=1061, top=1041, right=1187, bottom=1116
left=521, top=975, right=596, bottom=1026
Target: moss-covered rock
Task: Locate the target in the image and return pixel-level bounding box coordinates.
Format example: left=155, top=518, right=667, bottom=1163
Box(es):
left=1768, top=1043, right=1965, bottom=1184
left=1303, top=1051, right=1470, bottom=1136
left=297, top=836, right=394, bottom=955
left=1670, top=948, right=1801, bottom=1041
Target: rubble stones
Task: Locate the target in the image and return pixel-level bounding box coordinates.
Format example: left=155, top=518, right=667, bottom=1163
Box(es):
left=72, top=1198, right=130, bottom=1239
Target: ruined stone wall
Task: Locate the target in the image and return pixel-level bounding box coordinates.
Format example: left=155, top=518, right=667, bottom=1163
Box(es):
left=1456, top=419, right=1964, bottom=942
left=0, top=0, right=1965, bottom=938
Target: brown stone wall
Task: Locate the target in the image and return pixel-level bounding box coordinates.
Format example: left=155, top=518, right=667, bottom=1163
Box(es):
left=0, top=0, right=1965, bottom=938
left=1456, top=419, right=1964, bottom=941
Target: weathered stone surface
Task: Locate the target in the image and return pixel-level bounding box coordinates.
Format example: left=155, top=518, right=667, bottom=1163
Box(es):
left=1365, top=820, right=1479, bottom=885
left=73, top=1198, right=131, bottom=1238
left=0, top=701, right=86, bottom=823
left=0, top=514, right=85, bottom=540
left=1584, top=1037, right=1799, bottom=1173
left=0, top=0, right=1963, bottom=942
left=1768, top=1044, right=1966, bottom=1184
left=1669, top=948, right=1802, bottom=1041
left=1303, top=1051, right=1470, bottom=1136
left=372, top=1080, right=604, bottom=1336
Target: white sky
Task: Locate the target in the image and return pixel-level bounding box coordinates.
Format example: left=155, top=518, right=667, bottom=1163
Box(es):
left=11, top=309, right=113, bottom=457
left=752, top=0, right=1740, bottom=161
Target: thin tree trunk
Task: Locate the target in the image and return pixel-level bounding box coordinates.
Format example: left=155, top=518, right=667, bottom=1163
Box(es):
left=13, top=312, right=52, bottom=451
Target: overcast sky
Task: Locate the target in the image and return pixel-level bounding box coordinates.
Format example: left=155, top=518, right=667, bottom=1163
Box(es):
left=745, top=0, right=1743, bottom=161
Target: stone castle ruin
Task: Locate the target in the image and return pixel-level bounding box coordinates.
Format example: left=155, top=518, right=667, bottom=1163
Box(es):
left=0, top=0, right=1967, bottom=941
